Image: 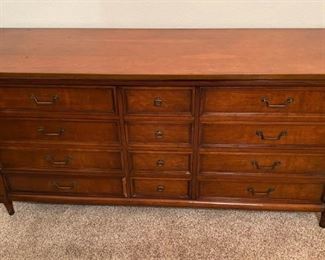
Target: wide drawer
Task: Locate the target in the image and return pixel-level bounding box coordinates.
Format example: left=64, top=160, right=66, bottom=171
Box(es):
left=0, top=119, right=120, bottom=146
left=201, top=122, right=325, bottom=146
left=129, top=151, right=191, bottom=173
left=201, top=87, right=325, bottom=114
left=0, top=87, right=115, bottom=113
left=127, top=121, right=192, bottom=146
left=124, top=88, right=193, bottom=115
left=7, top=174, right=125, bottom=196
left=198, top=180, right=324, bottom=202
left=131, top=178, right=190, bottom=199
left=0, top=147, right=122, bottom=172
left=200, top=151, right=325, bottom=175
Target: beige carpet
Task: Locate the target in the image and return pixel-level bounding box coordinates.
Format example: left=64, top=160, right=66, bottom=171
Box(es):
left=0, top=202, right=324, bottom=260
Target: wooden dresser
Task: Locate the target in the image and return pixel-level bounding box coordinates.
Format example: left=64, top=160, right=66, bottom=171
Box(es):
left=0, top=29, right=325, bottom=227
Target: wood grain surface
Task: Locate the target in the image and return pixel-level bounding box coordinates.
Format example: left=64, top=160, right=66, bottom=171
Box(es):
left=0, top=29, right=324, bottom=79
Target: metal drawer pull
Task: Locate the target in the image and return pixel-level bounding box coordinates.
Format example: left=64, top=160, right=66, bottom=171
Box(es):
left=156, top=159, right=165, bottom=167
left=52, top=181, right=75, bottom=191
left=46, top=155, right=71, bottom=166
left=38, top=127, right=65, bottom=136
left=256, top=130, right=287, bottom=141
left=156, top=185, right=165, bottom=192
left=31, top=94, right=59, bottom=105
left=154, top=97, right=163, bottom=107
left=154, top=130, right=164, bottom=139
left=251, top=160, right=281, bottom=171
left=247, top=187, right=275, bottom=197
left=261, top=97, right=294, bottom=108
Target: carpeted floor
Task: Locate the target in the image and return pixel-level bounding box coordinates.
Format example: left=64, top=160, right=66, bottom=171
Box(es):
left=0, top=202, right=324, bottom=260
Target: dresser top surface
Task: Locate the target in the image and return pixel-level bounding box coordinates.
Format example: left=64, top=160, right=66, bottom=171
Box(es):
left=0, top=29, right=324, bottom=80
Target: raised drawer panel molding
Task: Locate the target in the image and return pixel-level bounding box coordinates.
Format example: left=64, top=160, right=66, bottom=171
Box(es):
left=0, top=29, right=325, bottom=227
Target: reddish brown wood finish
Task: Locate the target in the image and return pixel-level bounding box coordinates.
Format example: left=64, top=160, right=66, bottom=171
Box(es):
left=201, top=122, right=325, bottom=146
left=199, top=150, right=325, bottom=175
left=0, top=147, right=123, bottom=173
left=201, top=87, right=325, bottom=114
left=0, top=29, right=324, bottom=227
left=123, top=88, right=194, bottom=115
left=7, top=173, right=125, bottom=197
left=129, top=151, right=191, bottom=174
left=131, top=178, right=190, bottom=199
left=0, top=119, right=120, bottom=146
left=198, top=180, right=324, bottom=202
left=0, top=29, right=324, bottom=79
left=0, top=87, right=115, bottom=114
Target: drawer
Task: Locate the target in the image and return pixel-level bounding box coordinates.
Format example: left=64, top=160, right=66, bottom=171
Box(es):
left=131, top=178, right=190, bottom=199
left=124, top=88, right=193, bottom=115
left=198, top=180, right=324, bottom=202
left=0, top=147, right=122, bottom=173
left=127, top=122, right=192, bottom=146
left=129, top=152, right=191, bottom=173
left=7, top=174, right=125, bottom=196
left=201, top=122, right=325, bottom=146
left=201, top=87, right=325, bottom=114
left=0, top=87, right=115, bottom=114
left=200, top=151, right=325, bottom=175
left=0, top=119, right=120, bottom=146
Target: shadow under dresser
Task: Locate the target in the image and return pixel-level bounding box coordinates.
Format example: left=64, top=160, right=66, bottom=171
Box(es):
left=0, top=29, right=325, bottom=227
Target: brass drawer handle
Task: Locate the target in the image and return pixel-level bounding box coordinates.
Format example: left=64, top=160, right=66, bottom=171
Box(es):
left=251, top=160, right=281, bottom=171
left=156, top=159, right=165, bottom=167
left=153, top=97, right=163, bottom=107
left=256, top=130, right=287, bottom=141
left=52, top=181, right=75, bottom=191
left=261, top=97, right=294, bottom=108
left=38, top=127, right=65, bottom=136
left=154, top=130, right=164, bottom=139
left=156, top=185, right=165, bottom=192
left=247, top=187, right=275, bottom=197
left=31, top=94, right=59, bottom=105
left=45, top=155, right=71, bottom=166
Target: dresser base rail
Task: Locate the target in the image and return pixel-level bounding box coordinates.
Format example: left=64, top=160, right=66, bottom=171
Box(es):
left=5, top=193, right=324, bottom=211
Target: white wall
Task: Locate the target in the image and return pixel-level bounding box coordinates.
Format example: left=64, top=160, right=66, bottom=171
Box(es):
left=0, top=0, right=324, bottom=28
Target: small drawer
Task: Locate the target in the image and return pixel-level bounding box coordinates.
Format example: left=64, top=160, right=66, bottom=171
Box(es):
left=200, top=151, right=325, bottom=175
left=124, top=88, right=193, bottom=115
left=129, top=152, right=191, bottom=174
left=0, top=147, right=123, bottom=173
left=7, top=174, right=126, bottom=197
left=201, top=87, right=325, bottom=114
left=0, top=87, right=115, bottom=114
left=0, top=119, right=120, bottom=146
left=131, top=178, right=190, bottom=199
left=198, top=180, right=324, bottom=202
left=127, top=122, right=192, bottom=146
left=201, top=122, right=325, bottom=147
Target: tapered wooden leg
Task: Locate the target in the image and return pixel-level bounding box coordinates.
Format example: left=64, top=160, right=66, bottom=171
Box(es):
left=320, top=211, right=325, bottom=228
left=4, top=201, right=15, bottom=215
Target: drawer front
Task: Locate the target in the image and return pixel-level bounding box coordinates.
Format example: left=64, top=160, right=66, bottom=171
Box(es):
left=130, top=152, right=191, bottom=173
left=127, top=122, right=192, bottom=146
left=0, top=148, right=122, bottom=172
left=124, top=88, right=193, bottom=115
left=198, top=180, right=324, bottom=202
left=201, top=123, right=325, bottom=146
left=202, top=87, right=325, bottom=114
left=131, top=178, right=190, bottom=199
left=0, top=87, right=115, bottom=113
left=0, top=119, right=120, bottom=145
left=200, top=151, right=325, bottom=175
left=7, top=174, right=125, bottom=196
